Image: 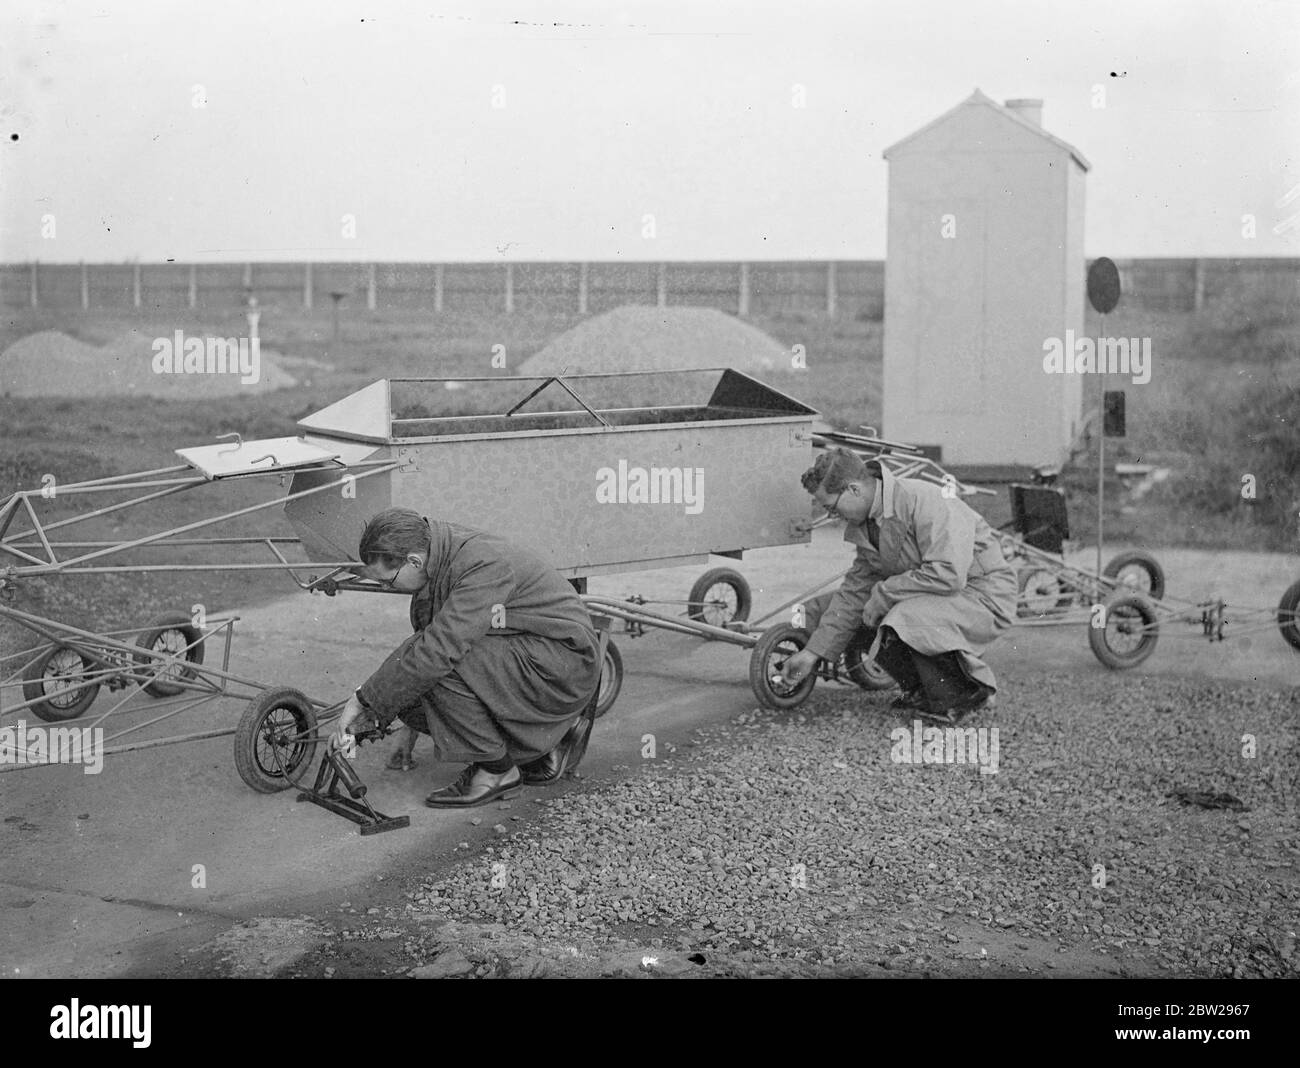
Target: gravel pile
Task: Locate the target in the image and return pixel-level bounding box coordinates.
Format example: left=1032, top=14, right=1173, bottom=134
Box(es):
left=0, top=329, right=295, bottom=398
left=403, top=669, right=1300, bottom=978
left=517, top=305, right=788, bottom=375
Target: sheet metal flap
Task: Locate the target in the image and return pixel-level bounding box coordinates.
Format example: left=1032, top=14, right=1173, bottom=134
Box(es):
left=177, top=436, right=343, bottom=479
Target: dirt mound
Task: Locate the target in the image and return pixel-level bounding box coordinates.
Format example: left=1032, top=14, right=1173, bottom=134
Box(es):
left=517, top=305, right=789, bottom=376
left=0, top=329, right=295, bottom=399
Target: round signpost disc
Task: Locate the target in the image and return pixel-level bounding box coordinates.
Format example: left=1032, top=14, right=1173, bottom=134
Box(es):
left=1088, top=257, right=1121, bottom=314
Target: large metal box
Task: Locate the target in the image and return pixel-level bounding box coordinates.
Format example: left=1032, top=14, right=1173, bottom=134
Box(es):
left=284, top=369, right=815, bottom=577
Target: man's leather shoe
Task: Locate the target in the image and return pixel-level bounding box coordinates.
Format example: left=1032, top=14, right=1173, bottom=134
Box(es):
left=889, top=688, right=929, bottom=714
left=424, top=765, right=522, bottom=808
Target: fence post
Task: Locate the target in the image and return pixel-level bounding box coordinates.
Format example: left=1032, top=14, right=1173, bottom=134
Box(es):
left=434, top=264, right=444, bottom=312
left=304, top=262, right=313, bottom=310
left=80, top=261, right=89, bottom=310
left=132, top=261, right=142, bottom=309
left=29, top=261, right=38, bottom=307
left=367, top=263, right=377, bottom=311
left=826, top=261, right=837, bottom=316
left=504, top=263, right=514, bottom=314
left=188, top=264, right=197, bottom=309
left=1193, top=258, right=1205, bottom=312
left=738, top=262, right=750, bottom=316
left=656, top=262, right=667, bottom=307
left=578, top=262, right=588, bottom=314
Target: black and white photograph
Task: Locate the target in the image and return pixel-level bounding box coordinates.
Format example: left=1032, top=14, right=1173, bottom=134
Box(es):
left=1, top=0, right=1297, bottom=1038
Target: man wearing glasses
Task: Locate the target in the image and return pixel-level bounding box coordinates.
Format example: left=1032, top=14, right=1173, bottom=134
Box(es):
left=329, top=508, right=601, bottom=807
left=779, top=448, right=1017, bottom=724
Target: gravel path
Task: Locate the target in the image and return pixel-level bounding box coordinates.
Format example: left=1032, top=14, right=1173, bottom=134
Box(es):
left=185, top=665, right=1300, bottom=979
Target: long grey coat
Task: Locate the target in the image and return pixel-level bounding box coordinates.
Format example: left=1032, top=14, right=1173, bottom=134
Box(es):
left=356, top=520, right=600, bottom=761
left=802, top=467, right=1017, bottom=691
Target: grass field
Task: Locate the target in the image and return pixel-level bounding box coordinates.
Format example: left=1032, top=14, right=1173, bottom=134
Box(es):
left=1, top=287, right=1296, bottom=639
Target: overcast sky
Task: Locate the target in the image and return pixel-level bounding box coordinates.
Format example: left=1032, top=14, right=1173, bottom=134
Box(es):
left=2, top=0, right=1297, bottom=263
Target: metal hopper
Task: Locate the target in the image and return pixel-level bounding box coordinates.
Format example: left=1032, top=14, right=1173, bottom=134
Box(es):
left=285, top=369, right=816, bottom=578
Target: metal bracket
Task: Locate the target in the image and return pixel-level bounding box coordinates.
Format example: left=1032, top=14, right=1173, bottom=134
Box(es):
left=790, top=428, right=811, bottom=447
left=396, top=447, right=420, bottom=472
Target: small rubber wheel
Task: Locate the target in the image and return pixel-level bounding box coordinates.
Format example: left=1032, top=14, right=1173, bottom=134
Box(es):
left=1016, top=565, right=1076, bottom=618
left=844, top=627, right=896, bottom=691
left=21, top=645, right=101, bottom=722
left=593, top=638, right=623, bottom=719
left=1088, top=593, right=1160, bottom=670
left=749, top=624, right=816, bottom=709
left=235, top=687, right=320, bottom=793
left=1277, top=578, right=1300, bottom=652
left=1103, top=550, right=1165, bottom=601
left=687, top=567, right=752, bottom=627
left=134, top=611, right=205, bottom=697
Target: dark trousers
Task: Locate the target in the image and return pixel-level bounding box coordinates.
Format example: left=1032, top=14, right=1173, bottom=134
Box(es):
left=872, top=626, right=991, bottom=713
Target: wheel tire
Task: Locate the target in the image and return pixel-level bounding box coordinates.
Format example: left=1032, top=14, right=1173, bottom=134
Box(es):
left=844, top=628, right=896, bottom=691
left=1016, top=565, right=1076, bottom=618
left=748, top=624, right=816, bottom=709
left=234, top=687, right=320, bottom=793
left=1277, top=579, right=1300, bottom=651
left=1088, top=593, right=1160, bottom=670
left=593, top=638, right=623, bottom=719
left=1102, top=550, right=1165, bottom=601
left=21, top=645, right=102, bottom=722
left=687, top=567, right=752, bottom=627
left=134, top=611, right=206, bottom=698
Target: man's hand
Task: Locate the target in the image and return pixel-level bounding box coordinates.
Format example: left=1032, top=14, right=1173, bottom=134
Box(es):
left=329, top=693, right=368, bottom=756
left=780, top=648, right=820, bottom=686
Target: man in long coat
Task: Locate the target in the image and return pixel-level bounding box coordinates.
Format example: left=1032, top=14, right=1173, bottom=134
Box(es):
left=780, top=448, right=1017, bottom=722
left=330, top=508, right=600, bottom=807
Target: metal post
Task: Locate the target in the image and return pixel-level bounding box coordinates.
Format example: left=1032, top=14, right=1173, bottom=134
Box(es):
left=1193, top=258, right=1205, bottom=312
left=578, top=262, right=588, bottom=314
left=243, top=262, right=253, bottom=289
left=29, top=261, right=37, bottom=307
left=1096, top=312, right=1106, bottom=578
left=188, top=264, right=198, bottom=309
left=304, top=262, right=313, bottom=310
left=738, top=262, right=750, bottom=316
left=656, top=262, right=667, bottom=308
left=434, top=264, right=444, bottom=313
left=367, top=263, right=377, bottom=311
left=132, top=261, right=141, bottom=309
left=80, top=261, right=89, bottom=310
left=827, top=261, right=837, bottom=316
left=504, top=262, right=514, bottom=314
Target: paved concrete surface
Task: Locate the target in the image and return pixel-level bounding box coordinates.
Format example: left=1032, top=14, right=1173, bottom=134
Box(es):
left=2, top=526, right=1296, bottom=976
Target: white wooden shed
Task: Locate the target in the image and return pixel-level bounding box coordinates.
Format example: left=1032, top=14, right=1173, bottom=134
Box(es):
left=881, top=90, right=1090, bottom=469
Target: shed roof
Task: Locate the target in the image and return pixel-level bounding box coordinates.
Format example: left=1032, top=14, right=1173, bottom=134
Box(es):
left=882, top=89, right=1090, bottom=171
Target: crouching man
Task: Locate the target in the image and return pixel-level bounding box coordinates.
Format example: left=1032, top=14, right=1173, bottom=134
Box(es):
left=780, top=449, right=1017, bottom=723
left=329, top=508, right=601, bottom=807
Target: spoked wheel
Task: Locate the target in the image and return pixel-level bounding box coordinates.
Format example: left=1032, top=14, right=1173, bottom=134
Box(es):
left=749, top=624, right=816, bottom=709
left=687, top=567, right=752, bottom=628
left=1088, top=593, right=1160, bottom=669
left=1016, top=565, right=1076, bottom=618
left=134, top=611, right=206, bottom=698
left=1103, top=550, right=1165, bottom=601
left=593, top=638, right=623, bottom=719
left=21, top=645, right=102, bottom=722
left=843, top=627, right=896, bottom=691
left=234, top=687, right=320, bottom=793
left=1277, top=579, right=1300, bottom=652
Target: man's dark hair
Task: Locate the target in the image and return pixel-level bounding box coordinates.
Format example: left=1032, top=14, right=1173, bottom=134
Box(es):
left=801, top=448, right=878, bottom=494
left=359, top=508, right=431, bottom=569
